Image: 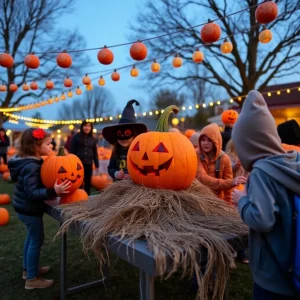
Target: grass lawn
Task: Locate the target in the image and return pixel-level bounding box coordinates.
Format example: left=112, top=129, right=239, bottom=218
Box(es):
left=0, top=179, right=252, bottom=299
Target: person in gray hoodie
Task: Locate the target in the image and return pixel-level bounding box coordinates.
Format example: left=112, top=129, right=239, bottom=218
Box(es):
left=231, top=90, right=300, bottom=299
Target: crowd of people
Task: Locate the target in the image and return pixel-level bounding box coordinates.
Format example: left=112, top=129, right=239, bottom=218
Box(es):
left=5, top=91, right=300, bottom=299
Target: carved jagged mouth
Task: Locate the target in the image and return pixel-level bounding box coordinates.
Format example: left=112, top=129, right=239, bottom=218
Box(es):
left=130, top=157, right=173, bottom=176
left=228, top=117, right=235, bottom=120
left=61, top=175, right=81, bottom=183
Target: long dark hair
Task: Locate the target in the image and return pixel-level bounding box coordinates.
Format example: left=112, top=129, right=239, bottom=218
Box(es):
left=80, top=120, right=93, bottom=137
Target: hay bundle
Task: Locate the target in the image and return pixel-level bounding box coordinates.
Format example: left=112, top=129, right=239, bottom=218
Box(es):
left=58, top=180, right=247, bottom=299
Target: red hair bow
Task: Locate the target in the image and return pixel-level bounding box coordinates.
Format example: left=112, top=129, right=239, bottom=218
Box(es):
left=32, top=128, right=46, bottom=139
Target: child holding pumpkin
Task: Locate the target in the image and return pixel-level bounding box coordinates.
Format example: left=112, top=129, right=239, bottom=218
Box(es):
left=103, top=100, right=147, bottom=180
left=196, top=123, right=247, bottom=204
left=8, top=128, right=71, bottom=290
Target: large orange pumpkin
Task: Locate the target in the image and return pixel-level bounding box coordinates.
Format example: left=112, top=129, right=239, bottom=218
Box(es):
left=60, top=189, right=88, bottom=204
left=30, top=81, right=38, bottom=90
left=221, top=110, right=239, bottom=125
left=201, top=20, right=221, bottom=43
left=97, top=46, right=114, bottom=65
left=24, top=53, right=40, bottom=69
left=0, top=208, right=9, bottom=226
left=9, top=84, right=18, bottom=92
left=0, top=53, right=14, bottom=68
left=130, top=41, right=148, bottom=61
left=255, top=2, right=278, bottom=24
left=111, top=70, right=120, bottom=81
left=127, top=105, right=197, bottom=190
left=0, top=164, right=9, bottom=173
left=56, top=51, right=72, bottom=68
left=0, top=194, right=10, bottom=204
left=184, top=129, right=196, bottom=139
left=41, top=147, right=84, bottom=193
left=91, top=174, right=112, bottom=190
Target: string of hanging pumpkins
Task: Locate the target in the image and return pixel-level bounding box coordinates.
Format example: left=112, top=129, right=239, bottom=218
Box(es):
left=0, top=1, right=278, bottom=114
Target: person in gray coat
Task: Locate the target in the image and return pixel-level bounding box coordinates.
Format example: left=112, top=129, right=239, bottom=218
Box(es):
left=232, top=90, right=300, bottom=299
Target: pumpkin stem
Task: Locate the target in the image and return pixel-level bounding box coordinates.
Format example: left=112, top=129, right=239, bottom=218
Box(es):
left=155, top=105, right=179, bottom=132
left=58, top=146, right=66, bottom=156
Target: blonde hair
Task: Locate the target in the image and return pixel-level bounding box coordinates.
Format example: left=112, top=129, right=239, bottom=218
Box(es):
left=225, top=139, right=237, bottom=159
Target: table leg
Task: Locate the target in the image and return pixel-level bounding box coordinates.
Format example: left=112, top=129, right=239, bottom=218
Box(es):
left=139, top=270, right=154, bottom=300
left=60, top=228, right=67, bottom=300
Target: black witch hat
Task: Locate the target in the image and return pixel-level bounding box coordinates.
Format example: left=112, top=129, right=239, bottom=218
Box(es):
left=277, top=119, right=300, bottom=145
left=102, top=100, right=147, bottom=145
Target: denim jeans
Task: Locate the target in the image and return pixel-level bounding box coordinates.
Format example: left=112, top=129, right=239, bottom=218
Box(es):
left=17, top=213, right=45, bottom=279
left=253, top=283, right=298, bottom=300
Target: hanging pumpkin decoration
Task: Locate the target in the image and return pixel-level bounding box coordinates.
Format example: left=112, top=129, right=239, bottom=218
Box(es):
left=64, top=76, right=73, bottom=88
left=22, top=83, right=30, bottom=91
left=172, top=54, right=182, bottom=68
left=220, top=39, right=233, bottom=54
left=60, top=93, right=66, bottom=100
left=86, top=83, right=93, bottom=91
left=0, top=194, right=10, bottom=204
left=30, top=81, right=38, bottom=90
left=221, top=110, right=239, bottom=125
left=97, top=46, right=114, bottom=65
left=98, top=76, right=105, bottom=86
left=259, top=28, right=272, bottom=43
left=24, top=53, right=40, bottom=69
left=127, top=105, right=197, bottom=190
left=41, top=146, right=84, bottom=193
left=0, top=208, right=9, bottom=226
left=82, top=74, right=91, bottom=85
left=192, top=49, right=204, bottom=63
left=0, top=53, right=14, bottom=68
left=111, top=70, right=120, bottom=81
left=41, top=101, right=46, bottom=106
left=151, top=60, right=160, bottom=73
left=49, top=98, right=54, bottom=104
left=54, top=96, right=59, bottom=102
left=130, top=65, right=139, bottom=77
left=9, top=84, right=18, bottom=92
left=255, top=1, right=278, bottom=24
left=56, top=50, right=72, bottom=68
left=60, top=189, right=89, bottom=204
left=0, top=84, right=7, bottom=92
left=76, top=87, right=82, bottom=95
left=130, top=41, right=148, bottom=61
left=45, top=79, right=54, bottom=90
left=201, top=20, right=222, bottom=43
left=67, top=90, right=73, bottom=97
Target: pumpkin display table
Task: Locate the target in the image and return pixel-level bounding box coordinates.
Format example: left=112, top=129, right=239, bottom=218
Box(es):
left=44, top=200, right=247, bottom=300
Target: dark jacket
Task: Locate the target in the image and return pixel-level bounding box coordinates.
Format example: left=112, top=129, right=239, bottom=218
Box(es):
left=108, top=147, right=128, bottom=179
left=8, top=156, right=57, bottom=216
left=70, top=133, right=99, bottom=167
left=0, top=135, right=10, bottom=154
left=221, top=127, right=232, bottom=151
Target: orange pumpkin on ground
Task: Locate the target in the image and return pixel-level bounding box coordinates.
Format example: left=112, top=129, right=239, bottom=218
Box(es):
left=0, top=194, right=10, bottom=204
left=221, top=110, right=239, bottom=125
left=0, top=208, right=9, bottom=225
left=60, top=189, right=89, bottom=204
left=0, top=164, right=9, bottom=173
left=2, top=172, right=10, bottom=181
left=91, top=174, right=112, bottom=190
left=127, top=105, right=197, bottom=190
left=41, top=147, right=84, bottom=193
left=184, top=129, right=196, bottom=139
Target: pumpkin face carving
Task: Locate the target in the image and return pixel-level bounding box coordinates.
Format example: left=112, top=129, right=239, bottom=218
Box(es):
left=221, top=110, right=239, bottom=125
left=41, top=147, right=84, bottom=193
left=127, top=106, right=197, bottom=190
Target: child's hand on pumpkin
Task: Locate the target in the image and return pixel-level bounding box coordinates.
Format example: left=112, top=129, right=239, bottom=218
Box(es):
left=123, top=173, right=131, bottom=180
left=54, top=180, right=71, bottom=195
left=232, top=176, right=247, bottom=187
left=115, top=169, right=124, bottom=179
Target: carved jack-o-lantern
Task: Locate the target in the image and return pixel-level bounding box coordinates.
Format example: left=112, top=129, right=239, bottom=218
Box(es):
left=41, top=147, right=84, bottom=193
left=127, top=106, right=197, bottom=190
left=221, top=110, right=239, bottom=125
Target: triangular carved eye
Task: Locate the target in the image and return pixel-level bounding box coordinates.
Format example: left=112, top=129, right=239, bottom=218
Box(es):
left=153, top=142, right=169, bottom=153
left=77, top=163, right=82, bottom=170
left=132, top=141, right=140, bottom=151
left=58, top=166, right=67, bottom=174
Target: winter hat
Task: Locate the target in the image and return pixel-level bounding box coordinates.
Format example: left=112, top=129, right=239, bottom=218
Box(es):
left=277, top=119, right=300, bottom=145
left=102, top=100, right=147, bottom=145
left=232, top=90, right=285, bottom=172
